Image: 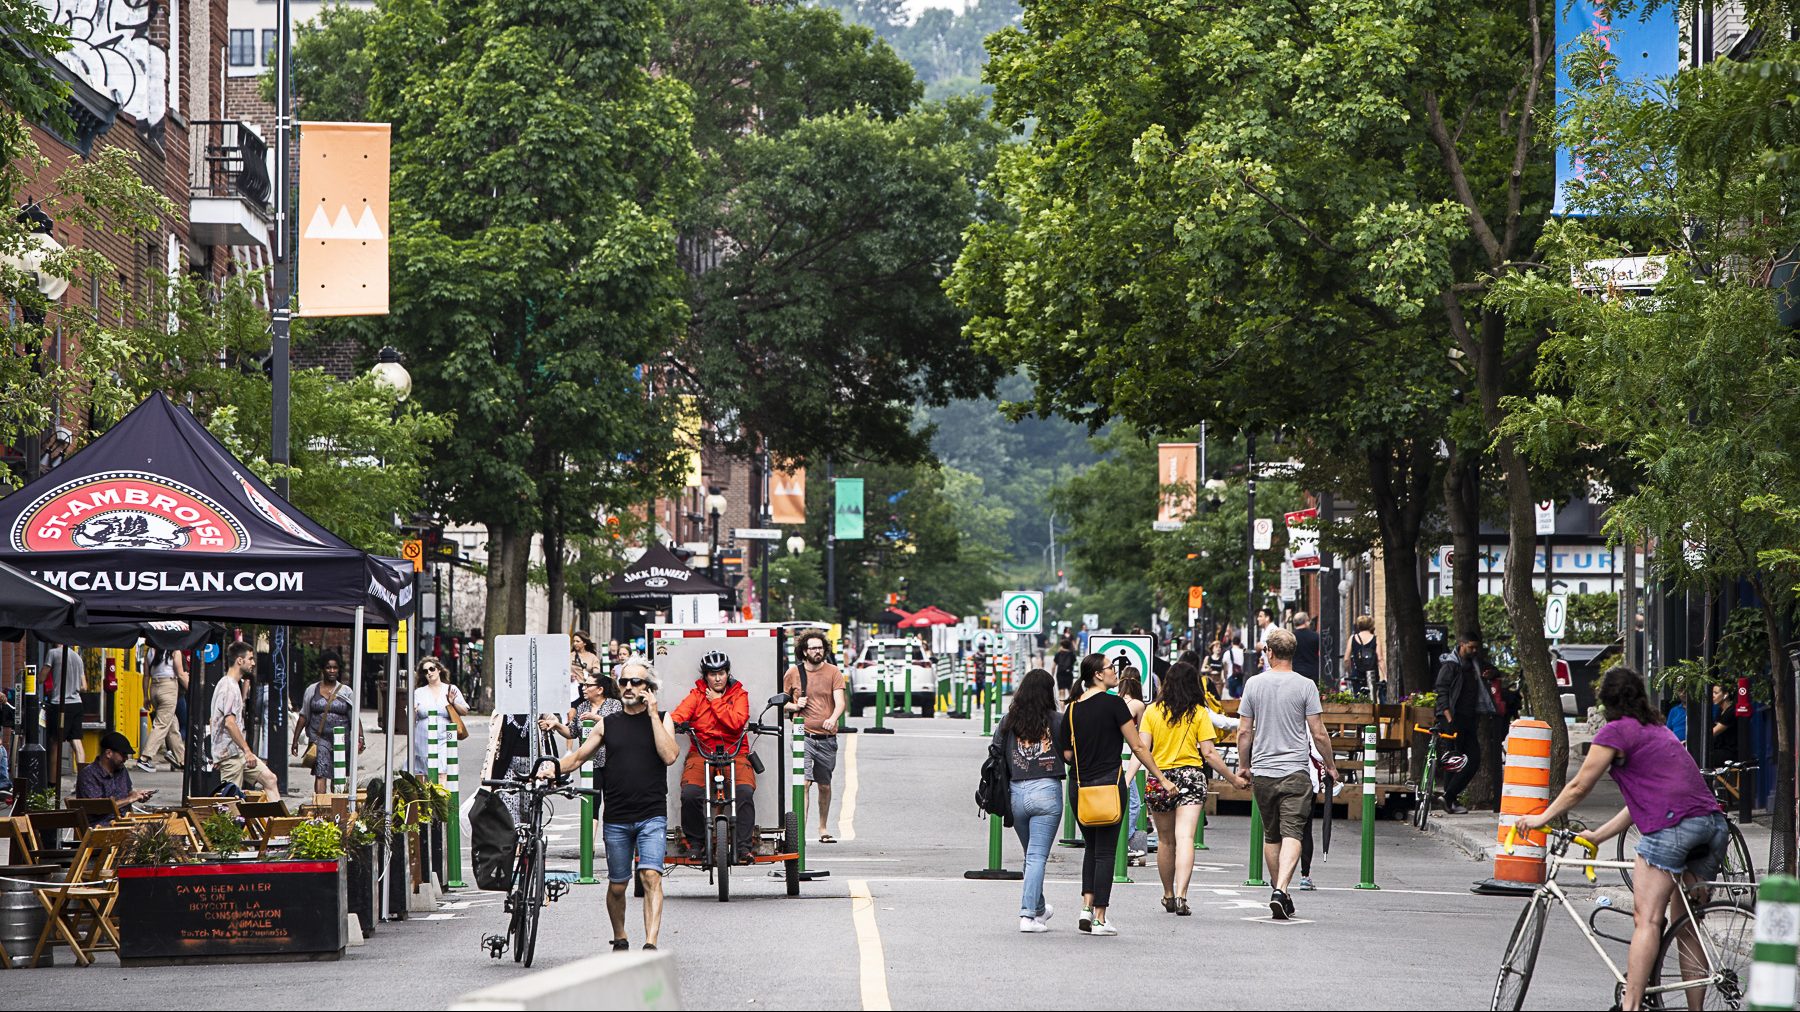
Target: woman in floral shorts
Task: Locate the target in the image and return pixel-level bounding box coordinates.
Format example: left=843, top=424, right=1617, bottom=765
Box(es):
left=1139, top=661, right=1247, bottom=916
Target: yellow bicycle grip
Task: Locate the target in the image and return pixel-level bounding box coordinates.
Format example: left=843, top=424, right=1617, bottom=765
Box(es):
left=1503, top=823, right=1519, bottom=854
left=1574, top=836, right=1598, bottom=882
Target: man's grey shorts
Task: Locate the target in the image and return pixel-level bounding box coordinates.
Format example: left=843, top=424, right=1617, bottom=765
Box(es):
left=1252, top=770, right=1312, bottom=842
left=804, top=733, right=838, bottom=785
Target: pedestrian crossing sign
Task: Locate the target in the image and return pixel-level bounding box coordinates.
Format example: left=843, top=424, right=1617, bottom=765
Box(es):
left=1001, top=591, right=1044, bottom=633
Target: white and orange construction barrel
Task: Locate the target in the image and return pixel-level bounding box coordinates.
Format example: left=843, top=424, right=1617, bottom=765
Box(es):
left=1472, top=717, right=1552, bottom=895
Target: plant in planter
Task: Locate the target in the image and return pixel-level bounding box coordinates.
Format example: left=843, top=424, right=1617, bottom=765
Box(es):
left=391, top=771, right=445, bottom=833
left=23, top=787, right=57, bottom=813
left=122, top=821, right=187, bottom=866
left=290, top=818, right=347, bottom=861
left=201, top=810, right=247, bottom=859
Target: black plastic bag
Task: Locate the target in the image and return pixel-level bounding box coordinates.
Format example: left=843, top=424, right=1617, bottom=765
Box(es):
left=469, top=788, right=516, bottom=891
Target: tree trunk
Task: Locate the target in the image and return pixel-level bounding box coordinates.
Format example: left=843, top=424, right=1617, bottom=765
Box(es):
left=482, top=524, right=531, bottom=688
left=1366, top=439, right=1438, bottom=698
left=1379, top=544, right=1431, bottom=698
left=1756, top=590, right=1795, bottom=875
left=1496, top=446, right=1567, bottom=793
left=1444, top=449, right=1482, bottom=640
left=545, top=503, right=565, bottom=635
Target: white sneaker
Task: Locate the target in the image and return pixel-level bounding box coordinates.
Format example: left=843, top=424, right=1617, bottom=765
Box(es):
left=1078, top=907, right=1093, bottom=933
left=1089, top=920, right=1119, bottom=936
left=1036, top=901, right=1053, bottom=924
left=133, top=758, right=155, bottom=774
left=1019, top=916, right=1050, bottom=933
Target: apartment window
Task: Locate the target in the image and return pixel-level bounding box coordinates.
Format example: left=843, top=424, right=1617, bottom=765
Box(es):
left=262, top=29, right=277, bottom=66
left=229, top=30, right=254, bottom=67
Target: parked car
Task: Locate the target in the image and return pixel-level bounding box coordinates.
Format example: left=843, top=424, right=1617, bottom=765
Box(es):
left=849, top=637, right=935, bottom=716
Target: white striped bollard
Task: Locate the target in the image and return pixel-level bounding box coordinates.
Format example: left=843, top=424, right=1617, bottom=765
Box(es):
left=1750, top=874, right=1800, bottom=1010
left=332, top=724, right=348, bottom=793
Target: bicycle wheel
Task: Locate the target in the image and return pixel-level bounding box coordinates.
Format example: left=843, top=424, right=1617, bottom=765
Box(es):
left=508, top=844, right=531, bottom=963
left=1617, top=823, right=1642, bottom=890
left=522, top=838, right=545, bottom=968
left=1653, top=901, right=1755, bottom=1011
left=1717, top=821, right=1755, bottom=895
left=714, top=816, right=732, bottom=903
left=1491, top=893, right=1548, bottom=1011
left=1414, top=758, right=1434, bottom=832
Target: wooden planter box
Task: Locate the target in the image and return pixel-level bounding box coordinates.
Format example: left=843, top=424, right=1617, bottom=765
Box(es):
left=117, top=859, right=347, bottom=964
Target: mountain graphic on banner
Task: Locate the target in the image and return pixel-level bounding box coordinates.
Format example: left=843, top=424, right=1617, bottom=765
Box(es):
left=304, top=204, right=385, bottom=240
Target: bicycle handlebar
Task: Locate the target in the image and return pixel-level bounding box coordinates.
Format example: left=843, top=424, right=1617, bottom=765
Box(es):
left=480, top=775, right=601, bottom=800
left=1701, top=759, right=1758, bottom=776
left=1504, top=823, right=1597, bottom=882
left=1412, top=723, right=1457, bottom=741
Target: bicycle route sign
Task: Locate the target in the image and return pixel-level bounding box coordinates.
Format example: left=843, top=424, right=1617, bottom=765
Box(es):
left=1089, top=634, right=1154, bottom=681
left=1001, top=590, right=1044, bottom=633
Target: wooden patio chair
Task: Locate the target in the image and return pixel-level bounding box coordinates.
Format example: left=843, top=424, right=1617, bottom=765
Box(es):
left=256, top=816, right=308, bottom=859
left=238, top=799, right=290, bottom=840
left=0, top=816, right=39, bottom=865
left=66, top=797, right=124, bottom=827
left=26, top=809, right=89, bottom=848
left=31, top=825, right=132, bottom=967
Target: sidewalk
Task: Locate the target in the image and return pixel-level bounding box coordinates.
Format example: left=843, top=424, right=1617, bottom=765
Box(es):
left=51, top=707, right=413, bottom=804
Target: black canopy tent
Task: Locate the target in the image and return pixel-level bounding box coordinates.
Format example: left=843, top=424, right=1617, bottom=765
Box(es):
left=5, top=618, right=217, bottom=651
left=0, top=558, right=86, bottom=630
left=606, top=543, right=733, bottom=609
left=0, top=392, right=413, bottom=807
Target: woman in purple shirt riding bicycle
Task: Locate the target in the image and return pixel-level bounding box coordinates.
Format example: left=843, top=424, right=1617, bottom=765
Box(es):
left=1516, top=667, right=1726, bottom=1012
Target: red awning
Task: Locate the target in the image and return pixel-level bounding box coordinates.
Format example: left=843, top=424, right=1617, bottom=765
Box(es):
left=903, top=606, right=958, bottom=627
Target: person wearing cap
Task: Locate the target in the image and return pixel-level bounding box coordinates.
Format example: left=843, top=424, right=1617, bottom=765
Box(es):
left=549, top=656, right=678, bottom=951
left=670, top=651, right=756, bottom=863
left=76, top=731, right=156, bottom=822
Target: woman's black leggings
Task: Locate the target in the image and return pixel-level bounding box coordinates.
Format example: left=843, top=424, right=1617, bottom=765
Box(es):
left=1077, top=780, right=1129, bottom=908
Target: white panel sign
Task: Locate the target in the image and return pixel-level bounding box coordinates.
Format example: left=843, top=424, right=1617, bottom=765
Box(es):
left=671, top=594, right=720, bottom=625
left=493, top=634, right=570, bottom=716
left=1535, top=501, right=1556, bottom=536
left=1002, top=590, right=1045, bottom=633
left=1544, top=594, right=1568, bottom=641
left=1253, top=518, right=1274, bottom=551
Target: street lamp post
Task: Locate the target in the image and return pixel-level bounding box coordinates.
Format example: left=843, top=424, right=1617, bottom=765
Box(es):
left=269, top=0, right=295, bottom=797
left=706, top=490, right=727, bottom=607
left=785, top=536, right=805, bottom=620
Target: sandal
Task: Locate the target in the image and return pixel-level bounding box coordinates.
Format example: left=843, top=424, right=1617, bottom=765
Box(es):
left=819, top=833, right=837, bottom=844
left=1175, top=898, right=1191, bottom=916
left=1162, top=896, right=1177, bottom=913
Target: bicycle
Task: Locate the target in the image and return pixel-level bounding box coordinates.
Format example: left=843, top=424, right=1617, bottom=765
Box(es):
left=1491, top=825, right=1756, bottom=1011
left=479, top=761, right=599, bottom=968
left=1615, top=761, right=1757, bottom=896
left=1411, top=722, right=1458, bottom=832
left=668, top=693, right=801, bottom=901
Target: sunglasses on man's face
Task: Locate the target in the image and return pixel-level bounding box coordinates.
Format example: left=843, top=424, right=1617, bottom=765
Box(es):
left=618, top=678, right=648, bottom=688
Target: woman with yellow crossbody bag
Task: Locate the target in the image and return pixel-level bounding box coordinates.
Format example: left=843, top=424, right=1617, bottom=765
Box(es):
left=1058, top=653, right=1175, bottom=936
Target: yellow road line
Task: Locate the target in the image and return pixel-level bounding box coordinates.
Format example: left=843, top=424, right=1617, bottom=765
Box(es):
left=848, top=879, right=892, bottom=1011
left=838, top=731, right=859, bottom=842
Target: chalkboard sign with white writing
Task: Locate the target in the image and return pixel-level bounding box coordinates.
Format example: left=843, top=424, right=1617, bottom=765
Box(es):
left=118, top=860, right=346, bottom=964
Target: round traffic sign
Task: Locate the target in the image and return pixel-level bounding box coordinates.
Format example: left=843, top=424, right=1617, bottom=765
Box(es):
left=1091, top=635, right=1151, bottom=679
left=1002, top=592, right=1042, bottom=633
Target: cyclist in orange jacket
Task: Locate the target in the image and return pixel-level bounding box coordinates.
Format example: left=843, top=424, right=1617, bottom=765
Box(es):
left=670, top=651, right=757, bottom=863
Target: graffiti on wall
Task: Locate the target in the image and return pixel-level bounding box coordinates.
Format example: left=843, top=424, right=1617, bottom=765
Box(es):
left=44, top=0, right=169, bottom=125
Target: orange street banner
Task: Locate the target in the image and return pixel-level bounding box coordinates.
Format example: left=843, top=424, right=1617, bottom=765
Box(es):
left=676, top=396, right=702, bottom=488
left=771, top=466, right=806, bottom=524
left=1155, top=443, right=1198, bottom=528
left=296, top=121, right=390, bottom=317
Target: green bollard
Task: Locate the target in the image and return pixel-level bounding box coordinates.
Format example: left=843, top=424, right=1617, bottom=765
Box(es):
left=1058, top=787, right=1083, bottom=848
left=1750, top=874, right=1800, bottom=1010
left=868, top=677, right=894, bottom=734
left=445, top=720, right=465, bottom=888
left=577, top=717, right=598, bottom=884
left=983, top=678, right=995, bottom=736
left=1113, top=748, right=1133, bottom=884
left=903, top=667, right=914, bottom=716
left=1194, top=807, right=1209, bottom=850
left=1135, top=767, right=1148, bottom=833
left=1357, top=724, right=1380, bottom=889
left=792, top=713, right=809, bottom=870
left=1245, top=797, right=1267, bottom=886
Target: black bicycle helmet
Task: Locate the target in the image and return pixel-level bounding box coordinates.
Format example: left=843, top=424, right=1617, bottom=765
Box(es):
left=700, top=650, right=731, bottom=672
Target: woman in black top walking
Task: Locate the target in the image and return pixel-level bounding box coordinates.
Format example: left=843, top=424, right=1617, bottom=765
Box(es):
left=1052, top=639, right=1077, bottom=702
left=1055, top=653, right=1174, bottom=936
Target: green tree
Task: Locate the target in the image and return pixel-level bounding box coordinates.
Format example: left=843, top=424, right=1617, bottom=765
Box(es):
left=1495, top=33, right=1800, bottom=868
left=296, top=0, right=695, bottom=652
left=661, top=0, right=1005, bottom=464
left=949, top=0, right=1579, bottom=784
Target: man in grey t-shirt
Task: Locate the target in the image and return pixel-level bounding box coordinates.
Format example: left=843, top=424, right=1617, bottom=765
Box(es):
left=1237, top=628, right=1337, bottom=920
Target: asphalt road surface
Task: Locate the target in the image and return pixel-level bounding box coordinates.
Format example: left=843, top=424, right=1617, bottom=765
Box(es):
left=10, top=715, right=1630, bottom=1009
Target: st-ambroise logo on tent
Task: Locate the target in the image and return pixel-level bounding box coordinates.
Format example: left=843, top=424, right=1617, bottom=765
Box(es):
left=11, top=471, right=250, bottom=553
left=232, top=470, right=322, bottom=544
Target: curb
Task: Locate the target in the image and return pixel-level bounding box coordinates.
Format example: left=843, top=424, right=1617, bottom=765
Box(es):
left=1421, top=815, right=1498, bottom=863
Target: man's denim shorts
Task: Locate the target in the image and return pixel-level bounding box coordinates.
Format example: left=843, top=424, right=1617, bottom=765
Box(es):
left=1636, top=811, right=1729, bottom=880
left=603, top=816, right=668, bottom=883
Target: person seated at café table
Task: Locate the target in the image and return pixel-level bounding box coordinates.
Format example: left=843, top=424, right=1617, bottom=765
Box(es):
left=75, top=731, right=156, bottom=824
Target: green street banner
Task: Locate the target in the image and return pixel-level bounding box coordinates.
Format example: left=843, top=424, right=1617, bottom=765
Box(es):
left=835, top=478, right=864, bottom=540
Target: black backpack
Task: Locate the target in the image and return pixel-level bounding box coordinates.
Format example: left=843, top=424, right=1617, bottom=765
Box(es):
left=469, top=788, right=518, bottom=891
left=976, top=735, right=1013, bottom=826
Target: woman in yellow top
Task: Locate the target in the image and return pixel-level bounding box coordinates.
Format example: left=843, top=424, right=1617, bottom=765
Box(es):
left=1140, top=661, right=1247, bottom=915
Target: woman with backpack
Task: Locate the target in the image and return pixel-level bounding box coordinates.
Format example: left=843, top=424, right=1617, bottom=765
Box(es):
left=1056, top=654, right=1175, bottom=936
left=1345, top=614, right=1382, bottom=700
left=992, top=668, right=1065, bottom=933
